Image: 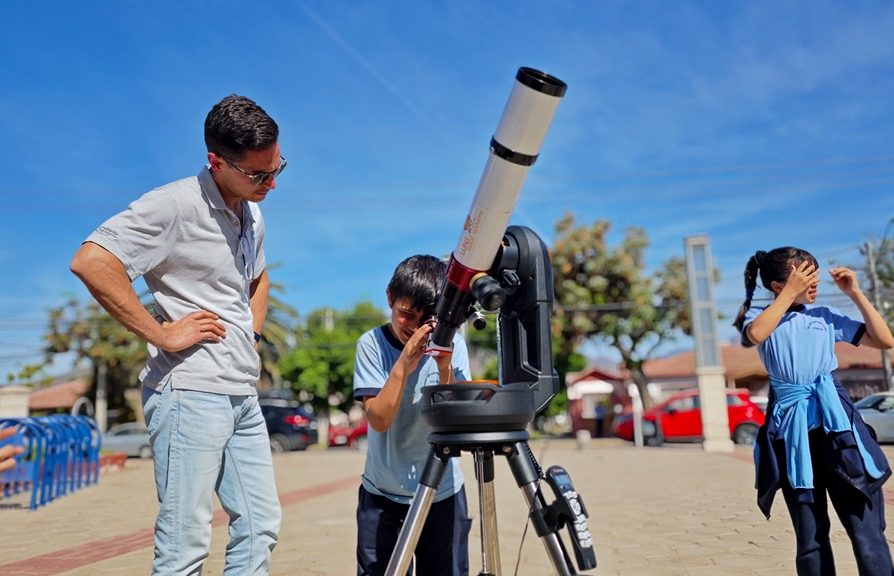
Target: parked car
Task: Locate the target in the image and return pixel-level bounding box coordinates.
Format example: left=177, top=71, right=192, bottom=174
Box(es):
left=328, top=420, right=368, bottom=450
left=102, top=422, right=152, bottom=459
left=855, top=391, right=894, bottom=443
left=749, top=395, right=769, bottom=414
left=259, top=397, right=319, bottom=453
left=613, top=388, right=765, bottom=446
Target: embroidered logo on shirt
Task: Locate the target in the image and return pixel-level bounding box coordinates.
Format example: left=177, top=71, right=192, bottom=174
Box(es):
left=95, top=225, right=118, bottom=239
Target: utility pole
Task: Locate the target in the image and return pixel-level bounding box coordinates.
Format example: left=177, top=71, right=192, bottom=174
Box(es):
left=865, top=242, right=893, bottom=391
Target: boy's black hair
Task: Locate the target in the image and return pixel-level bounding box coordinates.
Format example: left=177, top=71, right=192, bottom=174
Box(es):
left=387, top=255, right=446, bottom=317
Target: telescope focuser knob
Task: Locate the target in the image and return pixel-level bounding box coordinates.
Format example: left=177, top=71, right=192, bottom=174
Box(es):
left=501, top=269, right=521, bottom=289
left=470, top=310, right=487, bottom=331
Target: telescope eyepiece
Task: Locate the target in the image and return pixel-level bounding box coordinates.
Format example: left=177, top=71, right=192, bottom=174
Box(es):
left=471, top=274, right=506, bottom=311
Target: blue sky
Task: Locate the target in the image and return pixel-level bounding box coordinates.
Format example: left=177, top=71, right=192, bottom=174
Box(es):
left=2, top=1, right=894, bottom=380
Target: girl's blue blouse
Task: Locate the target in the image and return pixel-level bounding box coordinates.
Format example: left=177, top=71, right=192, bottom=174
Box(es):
left=743, top=304, right=862, bottom=387
left=745, top=304, right=886, bottom=513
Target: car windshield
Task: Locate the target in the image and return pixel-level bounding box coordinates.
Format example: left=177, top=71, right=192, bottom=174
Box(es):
left=855, top=395, right=884, bottom=409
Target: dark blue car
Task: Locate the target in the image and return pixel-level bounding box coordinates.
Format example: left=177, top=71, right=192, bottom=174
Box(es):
left=258, top=392, right=319, bottom=453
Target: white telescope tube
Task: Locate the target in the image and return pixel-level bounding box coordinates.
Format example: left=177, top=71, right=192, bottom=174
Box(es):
left=430, top=67, right=566, bottom=350
left=453, top=68, right=566, bottom=272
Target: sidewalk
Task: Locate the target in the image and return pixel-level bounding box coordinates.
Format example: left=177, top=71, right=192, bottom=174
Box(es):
left=1, top=438, right=892, bottom=575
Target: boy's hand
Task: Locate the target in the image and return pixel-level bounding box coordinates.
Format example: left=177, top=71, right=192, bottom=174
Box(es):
left=433, top=346, right=453, bottom=371
left=830, top=267, right=862, bottom=297
left=400, top=322, right=434, bottom=373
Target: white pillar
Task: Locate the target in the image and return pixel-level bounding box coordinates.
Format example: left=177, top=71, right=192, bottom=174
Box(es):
left=685, top=236, right=734, bottom=453
left=0, top=385, right=30, bottom=418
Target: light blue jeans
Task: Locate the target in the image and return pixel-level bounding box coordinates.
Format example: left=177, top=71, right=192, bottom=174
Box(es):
left=142, top=382, right=281, bottom=575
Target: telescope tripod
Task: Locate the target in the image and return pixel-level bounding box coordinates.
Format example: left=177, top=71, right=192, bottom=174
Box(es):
left=384, top=431, right=596, bottom=576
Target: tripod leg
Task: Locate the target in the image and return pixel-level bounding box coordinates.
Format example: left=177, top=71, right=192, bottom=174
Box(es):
left=505, top=442, right=576, bottom=576
left=385, top=446, right=450, bottom=576
left=474, top=450, right=501, bottom=576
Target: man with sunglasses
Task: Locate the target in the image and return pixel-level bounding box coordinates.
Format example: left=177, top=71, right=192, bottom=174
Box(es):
left=71, top=94, right=285, bottom=575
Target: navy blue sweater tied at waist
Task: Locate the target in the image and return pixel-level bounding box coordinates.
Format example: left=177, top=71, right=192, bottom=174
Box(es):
left=754, top=377, right=891, bottom=519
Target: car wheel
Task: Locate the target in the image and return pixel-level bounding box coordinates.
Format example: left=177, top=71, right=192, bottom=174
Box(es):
left=352, top=435, right=368, bottom=452
left=733, top=423, right=759, bottom=445
left=643, top=421, right=663, bottom=447
left=269, top=434, right=290, bottom=454
left=138, top=445, right=153, bottom=459
left=644, top=432, right=663, bottom=447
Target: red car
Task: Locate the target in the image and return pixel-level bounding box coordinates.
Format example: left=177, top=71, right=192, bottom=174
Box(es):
left=328, top=421, right=368, bottom=450
left=613, top=388, right=765, bottom=446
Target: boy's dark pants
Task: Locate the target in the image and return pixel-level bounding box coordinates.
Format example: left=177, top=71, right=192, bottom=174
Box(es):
left=356, top=485, right=472, bottom=576
left=777, top=433, right=893, bottom=576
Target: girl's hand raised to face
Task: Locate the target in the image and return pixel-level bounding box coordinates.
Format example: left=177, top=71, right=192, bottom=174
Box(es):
left=830, top=267, right=862, bottom=296
left=784, top=261, right=819, bottom=298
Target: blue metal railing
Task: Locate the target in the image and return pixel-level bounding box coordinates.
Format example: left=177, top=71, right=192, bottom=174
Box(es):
left=0, top=415, right=102, bottom=510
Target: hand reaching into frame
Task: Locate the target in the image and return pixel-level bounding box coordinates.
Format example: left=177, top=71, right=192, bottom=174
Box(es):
left=0, top=427, right=24, bottom=473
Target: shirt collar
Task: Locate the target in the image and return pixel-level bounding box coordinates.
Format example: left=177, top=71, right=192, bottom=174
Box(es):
left=380, top=324, right=405, bottom=351
left=198, top=166, right=255, bottom=227
left=199, top=166, right=229, bottom=212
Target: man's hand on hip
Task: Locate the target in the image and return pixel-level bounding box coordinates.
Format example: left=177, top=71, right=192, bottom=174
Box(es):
left=159, top=311, right=227, bottom=351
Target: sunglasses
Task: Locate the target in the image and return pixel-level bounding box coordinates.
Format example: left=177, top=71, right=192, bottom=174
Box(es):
left=222, top=155, right=287, bottom=186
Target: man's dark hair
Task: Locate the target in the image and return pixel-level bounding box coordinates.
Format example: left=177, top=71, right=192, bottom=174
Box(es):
left=204, top=95, right=279, bottom=161
left=387, top=255, right=446, bottom=317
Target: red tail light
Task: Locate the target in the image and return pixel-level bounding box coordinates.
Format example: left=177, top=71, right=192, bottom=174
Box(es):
left=283, top=414, right=310, bottom=426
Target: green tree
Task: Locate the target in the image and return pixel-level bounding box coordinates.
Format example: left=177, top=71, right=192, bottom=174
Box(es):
left=279, top=301, right=387, bottom=412
left=550, top=213, right=691, bottom=410
left=37, top=297, right=148, bottom=422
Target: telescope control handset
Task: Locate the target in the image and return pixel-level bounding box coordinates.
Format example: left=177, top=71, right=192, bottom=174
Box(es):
left=428, top=67, right=567, bottom=354
left=544, top=465, right=598, bottom=571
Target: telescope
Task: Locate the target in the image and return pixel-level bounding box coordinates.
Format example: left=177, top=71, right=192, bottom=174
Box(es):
left=386, top=68, right=597, bottom=576
left=426, top=66, right=567, bottom=428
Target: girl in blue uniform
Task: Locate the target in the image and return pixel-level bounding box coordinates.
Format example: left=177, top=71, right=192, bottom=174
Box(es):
left=734, top=247, right=894, bottom=576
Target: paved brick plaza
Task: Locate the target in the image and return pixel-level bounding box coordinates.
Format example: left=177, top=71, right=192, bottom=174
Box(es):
left=2, top=439, right=893, bottom=575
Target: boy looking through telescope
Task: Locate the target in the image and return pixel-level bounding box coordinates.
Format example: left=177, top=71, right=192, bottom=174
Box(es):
left=353, top=254, right=472, bottom=576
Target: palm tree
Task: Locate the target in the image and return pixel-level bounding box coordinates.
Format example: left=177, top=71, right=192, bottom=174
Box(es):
left=257, top=267, right=299, bottom=390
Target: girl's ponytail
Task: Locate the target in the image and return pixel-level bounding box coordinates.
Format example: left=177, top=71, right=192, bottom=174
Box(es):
left=732, top=251, right=764, bottom=334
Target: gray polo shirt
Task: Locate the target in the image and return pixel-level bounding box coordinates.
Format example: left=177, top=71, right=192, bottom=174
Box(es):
left=86, top=167, right=266, bottom=396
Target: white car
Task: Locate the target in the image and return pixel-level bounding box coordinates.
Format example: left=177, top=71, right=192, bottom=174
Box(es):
left=102, top=422, right=153, bottom=458
left=855, top=392, right=894, bottom=443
